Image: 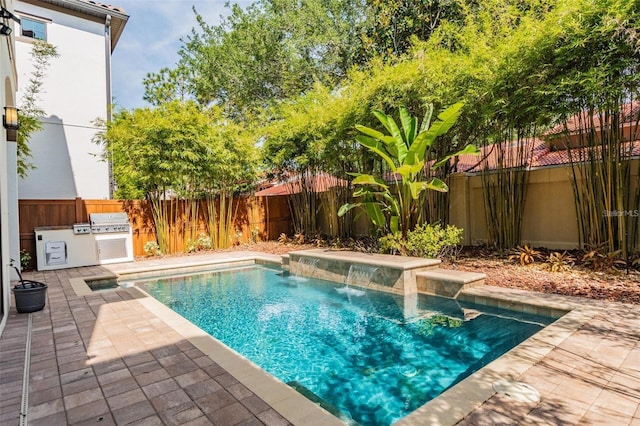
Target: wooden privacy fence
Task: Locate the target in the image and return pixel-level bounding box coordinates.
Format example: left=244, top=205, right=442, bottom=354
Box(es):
left=19, top=196, right=292, bottom=267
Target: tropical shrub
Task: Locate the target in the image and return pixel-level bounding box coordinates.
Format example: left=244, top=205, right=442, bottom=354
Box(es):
left=408, top=223, right=463, bottom=258
left=379, top=232, right=409, bottom=256
left=338, top=103, right=479, bottom=237
left=379, top=223, right=463, bottom=258
left=20, top=249, right=32, bottom=270
left=187, top=233, right=213, bottom=253
left=545, top=251, right=575, bottom=272
left=508, top=245, right=541, bottom=266
left=582, top=246, right=626, bottom=272
left=143, top=241, right=161, bottom=257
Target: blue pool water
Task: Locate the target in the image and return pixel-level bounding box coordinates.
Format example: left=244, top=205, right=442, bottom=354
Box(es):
left=137, top=265, right=554, bottom=425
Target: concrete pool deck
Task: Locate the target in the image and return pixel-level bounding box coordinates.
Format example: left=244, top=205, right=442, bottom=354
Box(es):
left=1, top=251, right=639, bottom=425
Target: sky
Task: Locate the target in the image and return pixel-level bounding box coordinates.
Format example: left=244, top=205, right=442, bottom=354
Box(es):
left=111, top=0, right=252, bottom=111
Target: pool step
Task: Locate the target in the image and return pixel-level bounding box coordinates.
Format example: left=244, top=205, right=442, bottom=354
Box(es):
left=286, top=381, right=359, bottom=425
left=416, top=268, right=486, bottom=298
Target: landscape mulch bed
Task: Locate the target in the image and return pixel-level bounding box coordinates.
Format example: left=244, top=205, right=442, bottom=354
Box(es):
left=154, top=242, right=640, bottom=305
left=450, top=252, right=640, bottom=305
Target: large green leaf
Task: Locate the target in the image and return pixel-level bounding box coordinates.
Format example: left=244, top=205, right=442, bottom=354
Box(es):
left=337, top=203, right=358, bottom=217
left=382, top=192, right=400, bottom=215
left=390, top=215, right=399, bottom=234
left=396, top=162, right=425, bottom=178
left=355, top=135, right=397, bottom=171
left=352, top=173, right=389, bottom=189
left=433, top=144, right=481, bottom=169
left=353, top=186, right=378, bottom=197
left=425, top=102, right=464, bottom=137
left=409, top=178, right=449, bottom=199
left=399, top=106, right=416, bottom=148
left=373, top=110, right=406, bottom=162
left=372, top=110, right=392, bottom=134
left=418, top=103, right=434, bottom=134
left=339, top=201, right=386, bottom=228
left=355, top=124, right=388, bottom=142
left=355, top=124, right=397, bottom=147
left=364, top=202, right=386, bottom=228
left=409, top=102, right=464, bottom=161
left=388, top=115, right=408, bottom=163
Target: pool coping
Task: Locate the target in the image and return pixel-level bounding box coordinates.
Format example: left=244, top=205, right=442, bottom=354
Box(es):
left=91, top=252, right=604, bottom=426
left=288, top=249, right=442, bottom=270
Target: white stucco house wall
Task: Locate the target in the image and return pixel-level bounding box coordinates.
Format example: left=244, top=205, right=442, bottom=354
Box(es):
left=1, top=0, right=20, bottom=335
left=14, top=0, right=128, bottom=200
left=0, top=0, right=126, bottom=335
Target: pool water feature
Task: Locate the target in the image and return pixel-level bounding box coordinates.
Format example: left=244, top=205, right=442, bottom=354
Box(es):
left=296, top=256, right=319, bottom=277
left=336, top=264, right=377, bottom=296
left=137, top=265, right=554, bottom=426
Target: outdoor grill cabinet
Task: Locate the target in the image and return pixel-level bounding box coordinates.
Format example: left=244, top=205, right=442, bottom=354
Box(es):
left=35, top=214, right=133, bottom=271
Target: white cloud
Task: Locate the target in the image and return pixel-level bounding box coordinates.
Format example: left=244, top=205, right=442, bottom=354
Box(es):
left=111, top=0, right=252, bottom=110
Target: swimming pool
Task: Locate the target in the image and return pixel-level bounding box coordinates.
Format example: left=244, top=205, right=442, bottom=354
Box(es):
left=136, top=265, right=554, bottom=425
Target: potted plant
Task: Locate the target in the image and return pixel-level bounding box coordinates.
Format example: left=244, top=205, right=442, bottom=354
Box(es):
left=20, top=249, right=32, bottom=271
left=10, top=259, right=47, bottom=313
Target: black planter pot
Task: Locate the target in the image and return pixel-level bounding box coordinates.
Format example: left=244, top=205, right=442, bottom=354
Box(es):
left=12, top=280, right=48, bottom=313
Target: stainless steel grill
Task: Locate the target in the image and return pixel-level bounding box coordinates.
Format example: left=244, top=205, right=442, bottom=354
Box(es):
left=89, top=212, right=131, bottom=234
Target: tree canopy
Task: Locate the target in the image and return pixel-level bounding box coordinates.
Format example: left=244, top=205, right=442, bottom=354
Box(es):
left=97, top=101, right=256, bottom=200
left=104, top=0, right=640, bottom=251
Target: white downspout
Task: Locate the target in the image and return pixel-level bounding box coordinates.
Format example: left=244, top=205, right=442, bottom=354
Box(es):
left=104, top=14, right=114, bottom=198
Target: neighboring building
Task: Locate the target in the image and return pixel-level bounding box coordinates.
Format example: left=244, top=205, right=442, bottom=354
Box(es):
left=14, top=0, right=128, bottom=199
left=1, top=0, right=20, bottom=335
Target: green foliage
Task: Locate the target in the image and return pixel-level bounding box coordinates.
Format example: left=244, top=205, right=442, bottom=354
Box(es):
left=186, top=233, right=213, bottom=253
left=20, top=249, right=32, bottom=270
left=338, top=103, right=478, bottom=237
left=378, top=232, right=407, bottom=255
left=95, top=101, right=257, bottom=253
left=379, top=223, right=463, bottom=258
left=407, top=223, right=463, bottom=258
left=97, top=101, right=256, bottom=199
left=17, top=41, right=59, bottom=178
left=143, top=66, right=191, bottom=106
left=359, top=0, right=466, bottom=58
left=177, top=0, right=367, bottom=115
left=143, top=241, right=161, bottom=257
left=127, top=0, right=640, bottom=252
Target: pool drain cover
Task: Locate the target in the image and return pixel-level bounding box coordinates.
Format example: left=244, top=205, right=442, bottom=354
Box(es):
left=493, top=380, right=540, bottom=403
left=397, top=365, right=418, bottom=377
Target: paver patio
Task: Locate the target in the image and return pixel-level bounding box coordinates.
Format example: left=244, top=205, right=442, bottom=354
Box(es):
left=1, top=252, right=639, bottom=425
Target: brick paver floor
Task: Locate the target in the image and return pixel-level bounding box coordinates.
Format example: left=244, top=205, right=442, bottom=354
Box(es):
left=1, top=264, right=290, bottom=426
left=459, top=300, right=640, bottom=425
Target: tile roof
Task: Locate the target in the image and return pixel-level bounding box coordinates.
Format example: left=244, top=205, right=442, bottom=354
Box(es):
left=546, top=101, right=640, bottom=137
left=456, top=103, right=640, bottom=173
left=456, top=138, right=640, bottom=173
left=255, top=174, right=348, bottom=196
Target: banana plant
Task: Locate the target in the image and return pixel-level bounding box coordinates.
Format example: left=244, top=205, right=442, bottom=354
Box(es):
left=338, top=102, right=479, bottom=238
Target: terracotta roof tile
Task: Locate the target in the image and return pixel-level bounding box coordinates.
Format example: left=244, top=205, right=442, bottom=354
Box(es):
left=546, top=101, right=640, bottom=136
left=255, top=174, right=348, bottom=196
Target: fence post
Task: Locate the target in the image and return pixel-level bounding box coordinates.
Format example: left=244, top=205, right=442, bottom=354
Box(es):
left=75, top=197, right=83, bottom=223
